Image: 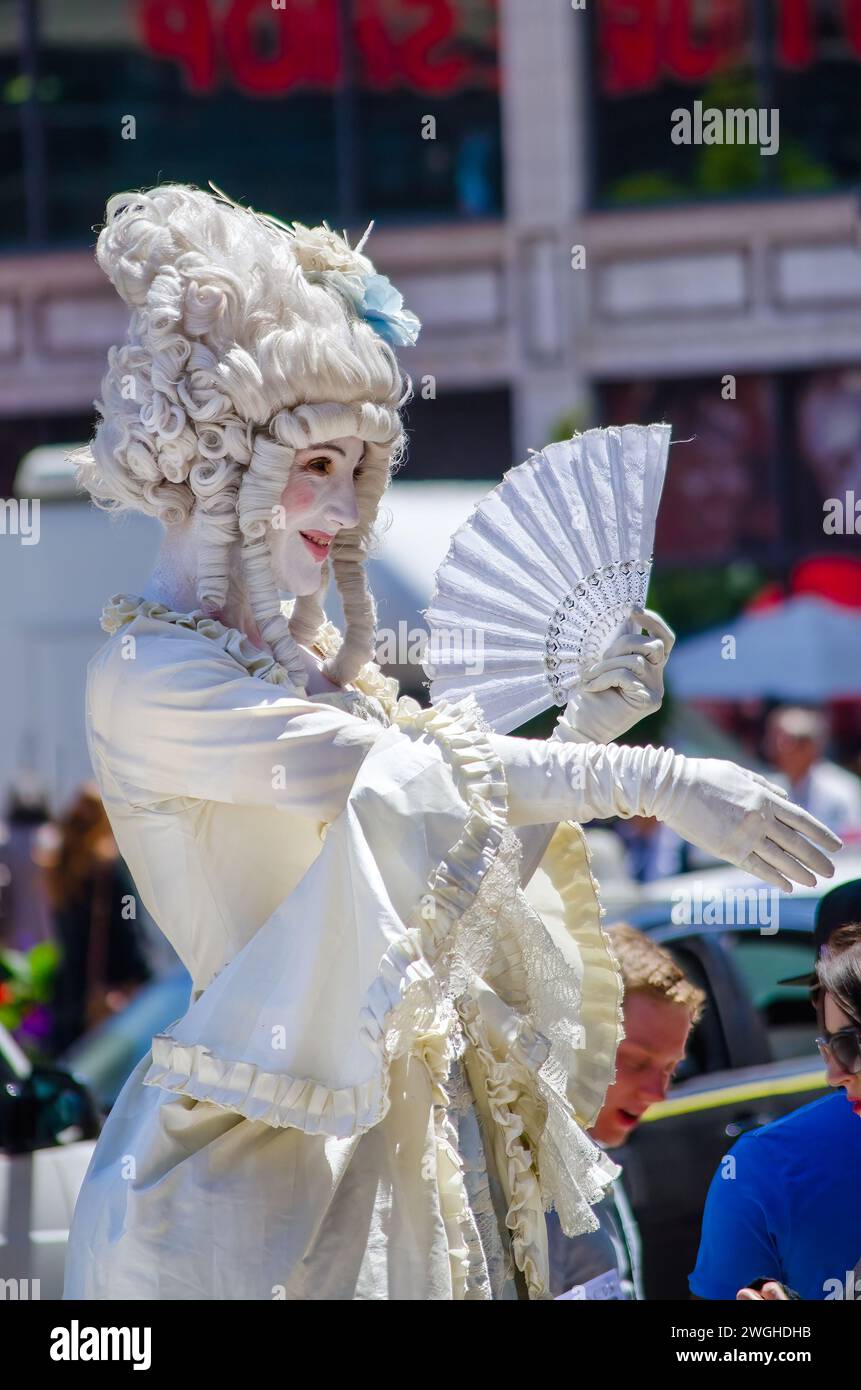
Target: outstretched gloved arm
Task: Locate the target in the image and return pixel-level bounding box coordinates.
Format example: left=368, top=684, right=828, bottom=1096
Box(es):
left=490, top=734, right=841, bottom=892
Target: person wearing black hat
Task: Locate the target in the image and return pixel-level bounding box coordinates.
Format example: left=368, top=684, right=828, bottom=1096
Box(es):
left=779, top=878, right=861, bottom=990
left=689, top=879, right=861, bottom=1301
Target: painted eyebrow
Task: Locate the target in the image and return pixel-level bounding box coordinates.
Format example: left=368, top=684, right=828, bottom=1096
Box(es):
left=303, top=442, right=366, bottom=462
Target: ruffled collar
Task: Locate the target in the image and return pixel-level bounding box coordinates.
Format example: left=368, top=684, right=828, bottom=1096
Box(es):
left=100, top=594, right=417, bottom=726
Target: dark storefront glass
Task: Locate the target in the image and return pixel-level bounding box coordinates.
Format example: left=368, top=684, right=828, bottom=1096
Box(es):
left=401, top=385, right=511, bottom=480
left=791, top=366, right=861, bottom=544
left=588, top=0, right=861, bottom=208
left=6, top=0, right=502, bottom=249
left=601, top=368, right=861, bottom=566
left=0, top=2, right=25, bottom=244
left=602, top=374, right=780, bottom=564
left=37, top=0, right=340, bottom=241
left=355, top=0, right=501, bottom=220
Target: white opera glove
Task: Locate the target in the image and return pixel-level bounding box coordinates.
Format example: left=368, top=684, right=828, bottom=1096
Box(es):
left=487, top=735, right=842, bottom=892
left=555, top=609, right=675, bottom=745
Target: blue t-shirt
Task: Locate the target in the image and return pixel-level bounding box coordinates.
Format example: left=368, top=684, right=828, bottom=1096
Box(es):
left=690, top=1091, right=861, bottom=1300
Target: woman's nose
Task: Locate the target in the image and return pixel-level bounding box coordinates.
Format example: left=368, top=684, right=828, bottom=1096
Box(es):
left=326, top=479, right=360, bottom=530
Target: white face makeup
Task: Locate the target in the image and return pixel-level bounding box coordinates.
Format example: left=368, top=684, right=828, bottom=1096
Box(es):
left=269, top=435, right=365, bottom=596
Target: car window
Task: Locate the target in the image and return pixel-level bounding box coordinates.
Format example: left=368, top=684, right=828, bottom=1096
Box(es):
left=718, top=932, right=817, bottom=1063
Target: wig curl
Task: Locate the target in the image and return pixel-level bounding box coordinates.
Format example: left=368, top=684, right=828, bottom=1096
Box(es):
left=75, top=183, right=413, bottom=690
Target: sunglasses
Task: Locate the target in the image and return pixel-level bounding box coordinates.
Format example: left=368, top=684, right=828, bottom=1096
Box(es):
left=815, top=1026, right=861, bottom=1076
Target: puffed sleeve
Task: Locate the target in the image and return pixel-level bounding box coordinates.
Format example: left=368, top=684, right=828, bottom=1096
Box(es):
left=137, top=676, right=513, bottom=1138
left=86, top=626, right=386, bottom=823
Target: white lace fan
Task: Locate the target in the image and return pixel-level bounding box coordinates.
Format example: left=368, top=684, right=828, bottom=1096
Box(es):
left=422, top=423, right=671, bottom=733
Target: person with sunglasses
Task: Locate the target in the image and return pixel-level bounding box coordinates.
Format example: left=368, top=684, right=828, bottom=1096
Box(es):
left=689, top=880, right=861, bottom=1302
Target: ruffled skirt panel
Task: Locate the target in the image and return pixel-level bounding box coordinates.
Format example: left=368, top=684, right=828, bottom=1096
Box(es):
left=63, top=1046, right=490, bottom=1301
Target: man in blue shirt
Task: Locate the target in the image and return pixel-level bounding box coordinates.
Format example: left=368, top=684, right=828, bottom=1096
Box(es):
left=691, top=878, right=861, bottom=1301
left=690, top=1090, right=861, bottom=1300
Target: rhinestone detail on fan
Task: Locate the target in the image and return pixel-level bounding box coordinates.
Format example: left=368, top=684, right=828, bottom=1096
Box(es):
left=542, top=559, right=652, bottom=705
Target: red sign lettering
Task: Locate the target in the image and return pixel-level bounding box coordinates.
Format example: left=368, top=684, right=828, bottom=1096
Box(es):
left=397, top=0, right=471, bottom=94
left=777, top=0, right=815, bottom=69
left=222, top=0, right=340, bottom=94
left=599, top=0, right=661, bottom=96
left=663, top=0, right=741, bottom=83
left=140, top=0, right=217, bottom=93
left=844, top=0, right=861, bottom=57
left=599, top=0, right=861, bottom=95
left=137, top=0, right=495, bottom=96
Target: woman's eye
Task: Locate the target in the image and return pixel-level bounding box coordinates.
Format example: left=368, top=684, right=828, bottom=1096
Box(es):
left=304, top=458, right=330, bottom=473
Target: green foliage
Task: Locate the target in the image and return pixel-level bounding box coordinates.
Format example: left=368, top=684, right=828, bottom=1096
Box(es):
left=603, top=66, right=833, bottom=206
left=547, top=404, right=594, bottom=444
left=0, top=940, right=59, bottom=1039
left=647, top=562, right=765, bottom=639
left=776, top=142, right=833, bottom=192
left=606, top=172, right=688, bottom=206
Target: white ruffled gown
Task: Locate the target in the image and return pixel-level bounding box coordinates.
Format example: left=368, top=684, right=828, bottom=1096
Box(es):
left=62, top=596, right=623, bottom=1300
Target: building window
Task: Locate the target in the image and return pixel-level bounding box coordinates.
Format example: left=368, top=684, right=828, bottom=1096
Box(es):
left=791, top=366, right=861, bottom=546
left=603, top=369, right=861, bottom=564
left=400, top=385, right=511, bottom=479
left=7, top=0, right=502, bottom=250
left=587, top=0, right=861, bottom=208
left=601, top=374, right=780, bottom=563
left=600, top=368, right=861, bottom=566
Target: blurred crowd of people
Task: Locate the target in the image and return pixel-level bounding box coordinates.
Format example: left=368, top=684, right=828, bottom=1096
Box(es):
left=0, top=776, right=174, bottom=1062
left=616, top=701, right=861, bottom=885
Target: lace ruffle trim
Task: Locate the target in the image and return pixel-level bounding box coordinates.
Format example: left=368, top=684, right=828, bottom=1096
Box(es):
left=397, top=696, right=509, bottom=960
left=145, top=935, right=444, bottom=1137
left=458, top=986, right=620, bottom=1300
left=101, top=593, right=296, bottom=687
left=540, top=823, right=626, bottom=1129
left=458, top=991, right=550, bottom=1298
left=100, top=592, right=418, bottom=727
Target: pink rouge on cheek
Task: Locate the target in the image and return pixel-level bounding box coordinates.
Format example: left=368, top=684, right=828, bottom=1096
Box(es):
left=281, top=479, right=317, bottom=516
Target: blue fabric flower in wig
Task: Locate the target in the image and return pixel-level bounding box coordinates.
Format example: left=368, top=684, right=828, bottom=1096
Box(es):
left=356, top=273, right=421, bottom=348
left=305, top=265, right=420, bottom=349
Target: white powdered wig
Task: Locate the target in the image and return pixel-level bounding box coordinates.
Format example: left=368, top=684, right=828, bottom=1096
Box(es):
left=75, top=184, right=410, bottom=691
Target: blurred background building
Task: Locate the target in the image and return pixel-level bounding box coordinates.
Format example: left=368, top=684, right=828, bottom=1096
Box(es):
left=2, top=0, right=861, bottom=806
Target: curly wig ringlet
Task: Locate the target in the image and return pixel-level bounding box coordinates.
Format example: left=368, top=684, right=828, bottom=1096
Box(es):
left=75, top=183, right=413, bottom=691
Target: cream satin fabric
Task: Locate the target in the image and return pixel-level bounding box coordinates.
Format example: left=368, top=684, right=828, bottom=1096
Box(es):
left=63, top=601, right=622, bottom=1300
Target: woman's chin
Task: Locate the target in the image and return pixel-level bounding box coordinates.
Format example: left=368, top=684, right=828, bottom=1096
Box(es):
left=275, top=568, right=321, bottom=598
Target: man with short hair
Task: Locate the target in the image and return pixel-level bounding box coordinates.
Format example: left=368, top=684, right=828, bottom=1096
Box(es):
left=547, top=922, right=706, bottom=1300
left=765, top=705, right=861, bottom=839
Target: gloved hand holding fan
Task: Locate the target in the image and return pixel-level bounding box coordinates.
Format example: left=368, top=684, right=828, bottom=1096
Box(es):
left=423, top=423, right=672, bottom=737
left=555, top=606, right=675, bottom=745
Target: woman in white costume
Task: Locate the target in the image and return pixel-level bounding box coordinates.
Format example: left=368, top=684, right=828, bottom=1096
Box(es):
left=64, top=185, right=841, bottom=1301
